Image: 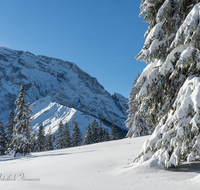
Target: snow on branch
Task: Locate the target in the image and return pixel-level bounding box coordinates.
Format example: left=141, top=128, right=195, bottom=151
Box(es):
left=171, top=3, right=200, bottom=48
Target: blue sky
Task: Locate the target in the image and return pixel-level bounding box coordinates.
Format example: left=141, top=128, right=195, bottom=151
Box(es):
left=0, top=0, right=148, bottom=98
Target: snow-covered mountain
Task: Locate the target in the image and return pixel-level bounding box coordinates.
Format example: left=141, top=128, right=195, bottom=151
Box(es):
left=30, top=96, right=111, bottom=136
left=0, top=47, right=128, bottom=132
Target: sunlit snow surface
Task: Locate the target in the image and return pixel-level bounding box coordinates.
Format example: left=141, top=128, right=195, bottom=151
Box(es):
left=30, top=96, right=111, bottom=135
left=0, top=136, right=200, bottom=190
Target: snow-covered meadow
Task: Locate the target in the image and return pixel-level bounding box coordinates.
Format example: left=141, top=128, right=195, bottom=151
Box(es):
left=0, top=136, right=200, bottom=190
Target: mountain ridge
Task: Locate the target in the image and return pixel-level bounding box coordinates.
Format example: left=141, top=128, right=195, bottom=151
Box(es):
left=0, top=47, right=128, bottom=129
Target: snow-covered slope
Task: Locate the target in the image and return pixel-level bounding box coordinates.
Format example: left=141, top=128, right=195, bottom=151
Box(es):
left=30, top=96, right=111, bottom=136
left=0, top=47, right=128, bottom=128
left=0, top=136, right=199, bottom=190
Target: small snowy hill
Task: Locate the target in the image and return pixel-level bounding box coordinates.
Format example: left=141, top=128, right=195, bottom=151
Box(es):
left=0, top=136, right=200, bottom=190
left=30, top=96, right=111, bottom=136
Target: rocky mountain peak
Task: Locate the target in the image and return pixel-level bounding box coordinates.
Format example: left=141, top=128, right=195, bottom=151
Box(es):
left=0, top=47, right=128, bottom=129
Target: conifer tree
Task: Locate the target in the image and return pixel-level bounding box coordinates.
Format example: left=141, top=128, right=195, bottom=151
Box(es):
left=91, top=118, right=99, bottom=143
left=34, top=122, right=45, bottom=152
left=134, top=1, right=200, bottom=167
left=109, top=122, right=118, bottom=141
left=72, top=122, right=82, bottom=147
left=127, top=114, right=151, bottom=138
left=97, top=121, right=105, bottom=142
left=29, top=125, right=36, bottom=152
left=104, top=129, right=110, bottom=141
left=5, top=108, right=15, bottom=149
left=45, top=127, right=54, bottom=151
left=62, top=122, right=72, bottom=148
left=126, top=73, right=151, bottom=137
left=83, top=124, right=93, bottom=145
left=0, top=118, right=6, bottom=155
left=8, top=83, right=33, bottom=157
left=55, top=120, right=64, bottom=149
left=126, top=74, right=140, bottom=133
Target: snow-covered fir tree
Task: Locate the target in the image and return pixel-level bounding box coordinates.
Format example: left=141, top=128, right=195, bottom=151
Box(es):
left=109, top=122, right=118, bottom=141
left=5, top=108, right=15, bottom=149
left=45, top=127, right=54, bottom=151
left=83, top=124, right=93, bottom=145
left=126, top=73, right=151, bottom=137
left=34, top=122, right=45, bottom=152
left=126, top=74, right=140, bottom=134
left=104, top=129, right=110, bottom=141
left=72, top=122, right=82, bottom=147
left=29, top=124, right=36, bottom=152
left=97, top=120, right=105, bottom=142
left=62, top=122, right=72, bottom=148
left=8, top=83, right=33, bottom=157
left=55, top=120, right=64, bottom=149
left=91, top=118, right=99, bottom=143
left=134, top=0, right=200, bottom=168
left=0, top=118, right=6, bottom=155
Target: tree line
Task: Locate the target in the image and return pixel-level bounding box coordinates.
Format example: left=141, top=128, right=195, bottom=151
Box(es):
left=0, top=83, right=119, bottom=157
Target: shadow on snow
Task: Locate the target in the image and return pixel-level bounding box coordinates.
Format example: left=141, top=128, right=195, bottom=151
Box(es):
left=0, top=149, right=98, bottom=162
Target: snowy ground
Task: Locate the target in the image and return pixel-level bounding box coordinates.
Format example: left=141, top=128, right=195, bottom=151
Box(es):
left=0, top=136, right=200, bottom=190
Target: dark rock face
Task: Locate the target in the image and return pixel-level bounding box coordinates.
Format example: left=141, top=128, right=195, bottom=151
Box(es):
left=0, top=47, right=128, bottom=128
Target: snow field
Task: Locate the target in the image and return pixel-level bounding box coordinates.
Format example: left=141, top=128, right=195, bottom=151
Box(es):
left=0, top=136, right=200, bottom=190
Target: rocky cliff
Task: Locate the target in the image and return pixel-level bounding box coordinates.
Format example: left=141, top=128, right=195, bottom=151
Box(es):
left=0, top=47, right=128, bottom=129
